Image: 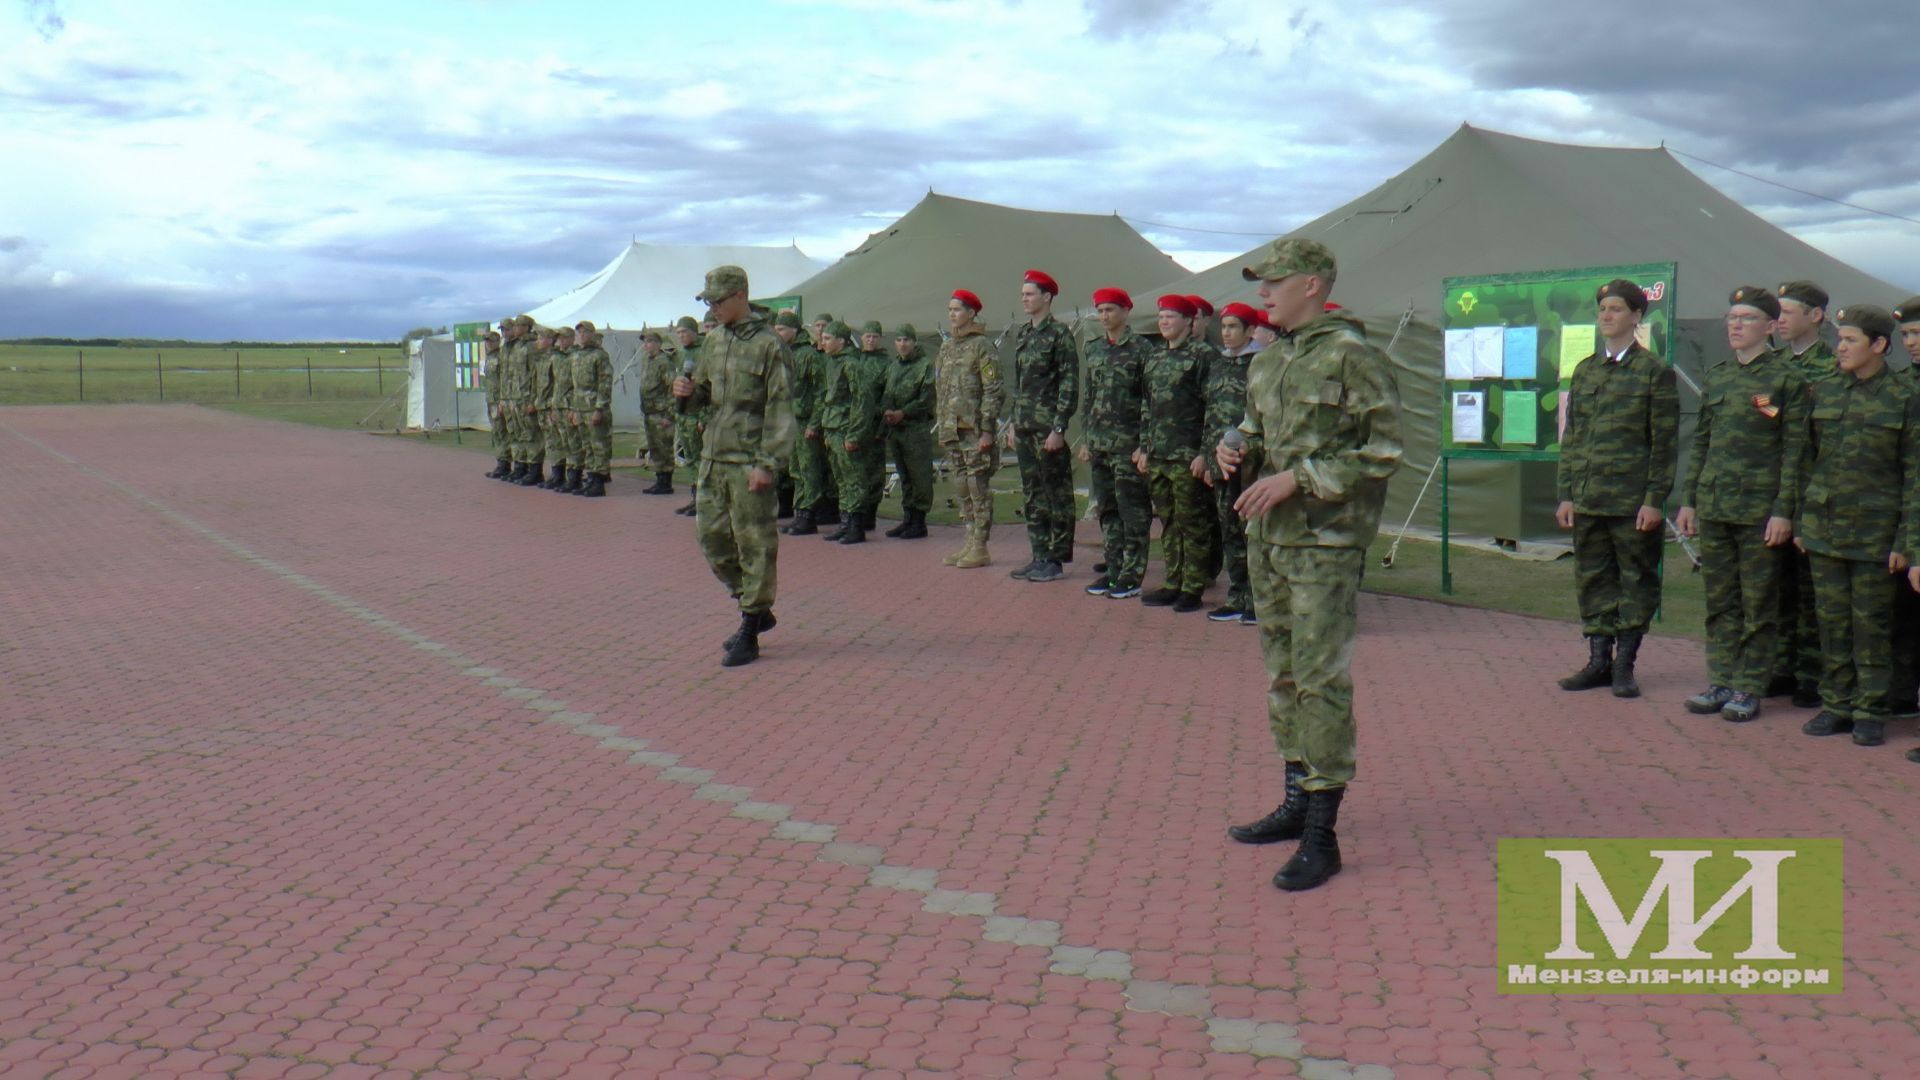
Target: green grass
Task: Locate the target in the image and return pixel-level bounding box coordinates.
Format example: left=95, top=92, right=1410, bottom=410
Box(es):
left=0, top=344, right=407, bottom=405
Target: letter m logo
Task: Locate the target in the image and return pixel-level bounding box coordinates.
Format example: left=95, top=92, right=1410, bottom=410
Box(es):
left=1542, top=849, right=1792, bottom=960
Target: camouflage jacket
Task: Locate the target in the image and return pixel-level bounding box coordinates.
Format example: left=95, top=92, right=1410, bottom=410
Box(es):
left=568, top=344, right=613, bottom=413
left=1202, top=345, right=1253, bottom=479
left=1010, top=314, right=1079, bottom=433
left=1679, top=348, right=1809, bottom=524
left=483, top=345, right=501, bottom=404
left=1082, top=327, right=1148, bottom=454
left=1239, top=312, right=1403, bottom=549
left=1783, top=337, right=1836, bottom=385
left=1555, top=341, right=1680, bottom=515
left=934, top=324, right=1003, bottom=444
left=789, top=341, right=825, bottom=424
left=544, top=347, right=578, bottom=411
left=881, top=348, right=935, bottom=431
left=670, top=345, right=712, bottom=425
left=816, top=348, right=879, bottom=443
left=682, top=313, right=795, bottom=474
left=1796, top=365, right=1920, bottom=561
left=1138, top=336, right=1211, bottom=462
left=855, top=349, right=892, bottom=427
left=639, top=348, right=673, bottom=419
left=501, top=338, right=531, bottom=404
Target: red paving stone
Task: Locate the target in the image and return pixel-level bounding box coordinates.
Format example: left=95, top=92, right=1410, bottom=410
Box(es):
left=2, top=403, right=1917, bottom=1079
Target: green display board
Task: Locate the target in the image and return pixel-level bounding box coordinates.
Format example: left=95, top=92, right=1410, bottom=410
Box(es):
left=1439, top=262, right=1677, bottom=453
left=757, top=295, right=802, bottom=315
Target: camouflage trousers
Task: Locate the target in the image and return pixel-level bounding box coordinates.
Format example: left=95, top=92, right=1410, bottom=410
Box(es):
left=488, top=403, right=508, bottom=456
left=1014, top=430, right=1076, bottom=562
left=884, top=422, right=936, bottom=514
left=1088, top=449, right=1149, bottom=590
left=542, top=411, right=576, bottom=468
left=576, top=414, right=612, bottom=474
left=792, top=429, right=831, bottom=511
left=1697, top=517, right=1788, bottom=695
left=1773, top=549, right=1820, bottom=685
left=675, top=412, right=704, bottom=471
left=1572, top=513, right=1663, bottom=635
left=823, top=432, right=867, bottom=513
left=642, top=414, right=676, bottom=472
left=509, top=405, right=542, bottom=464
left=1251, top=544, right=1365, bottom=791
left=697, top=461, right=779, bottom=616
left=943, top=441, right=999, bottom=538
left=1809, top=553, right=1900, bottom=722
left=1146, top=460, right=1213, bottom=595
left=1215, top=482, right=1252, bottom=612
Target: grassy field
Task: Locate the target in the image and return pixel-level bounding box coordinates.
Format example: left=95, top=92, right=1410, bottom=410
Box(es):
left=0, top=344, right=408, bottom=405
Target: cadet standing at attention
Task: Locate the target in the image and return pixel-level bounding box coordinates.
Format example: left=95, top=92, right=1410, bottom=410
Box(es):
left=544, top=326, right=580, bottom=492
left=503, top=315, right=539, bottom=485
left=816, top=321, right=880, bottom=546
left=1080, top=287, right=1151, bottom=600
left=569, top=321, right=614, bottom=498
left=1771, top=280, right=1835, bottom=705
left=1219, top=238, right=1403, bottom=892
left=1795, top=304, right=1919, bottom=748
left=673, top=315, right=709, bottom=515
left=855, top=321, right=893, bottom=534
left=1553, top=279, right=1680, bottom=699
left=1674, top=288, right=1809, bottom=722
left=483, top=327, right=510, bottom=479
left=1134, top=294, right=1213, bottom=613
left=881, top=323, right=936, bottom=539
left=1008, top=269, right=1080, bottom=583
left=638, top=330, right=677, bottom=495
left=774, top=311, right=829, bottom=534
left=936, top=289, right=1003, bottom=569
left=805, top=313, right=842, bottom=529
left=671, top=265, right=795, bottom=668
left=1205, top=301, right=1261, bottom=624
left=517, top=325, right=556, bottom=487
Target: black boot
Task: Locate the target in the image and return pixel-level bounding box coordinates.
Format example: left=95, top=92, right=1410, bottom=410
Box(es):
left=556, top=466, right=582, bottom=493
left=517, top=463, right=545, bottom=487
left=777, top=486, right=794, bottom=520
left=1272, top=787, right=1344, bottom=892
left=839, top=516, right=867, bottom=545
left=722, top=611, right=776, bottom=651
left=486, top=457, right=510, bottom=479
left=861, top=509, right=878, bottom=532
left=539, top=465, right=563, bottom=490
left=1227, top=761, right=1308, bottom=844
left=822, top=516, right=851, bottom=542
left=581, top=472, right=607, bottom=498
left=642, top=471, right=674, bottom=495
left=675, top=484, right=697, bottom=516
left=1612, top=631, right=1643, bottom=699
left=783, top=510, right=818, bottom=536
left=898, top=510, right=928, bottom=540
left=885, top=514, right=910, bottom=538
left=721, top=614, right=761, bottom=667
left=1557, top=635, right=1613, bottom=691
left=817, top=500, right=842, bottom=526
left=506, top=462, right=527, bottom=483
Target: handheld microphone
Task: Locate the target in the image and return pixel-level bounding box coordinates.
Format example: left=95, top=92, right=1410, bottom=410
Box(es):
left=677, top=355, right=697, bottom=413
left=1220, top=427, right=1246, bottom=495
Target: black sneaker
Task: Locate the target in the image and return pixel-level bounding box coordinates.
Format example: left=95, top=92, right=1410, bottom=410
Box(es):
left=1852, top=719, right=1886, bottom=746
left=1206, top=606, right=1243, bottom=623
left=1107, top=584, right=1142, bottom=600
left=1721, top=692, right=1760, bottom=723
left=1684, top=685, right=1734, bottom=714
left=1084, top=579, right=1112, bottom=596
left=1140, top=587, right=1179, bottom=607
left=1026, top=560, right=1064, bottom=583
left=1008, top=560, right=1040, bottom=581
left=1092, top=562, right=1108, bottom=574
left=1172, top=592, right=1204, bottom=613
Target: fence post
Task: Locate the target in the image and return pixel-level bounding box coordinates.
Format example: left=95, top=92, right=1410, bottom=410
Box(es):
left=377, top=353, right=383, bottom=394
left=235, top=350, right=241, bottom=396
left=156, top=351, right=164, bottom=400
left=306, top=355, right=313, bottom=397
left=77, top=349, right=84, bottom=401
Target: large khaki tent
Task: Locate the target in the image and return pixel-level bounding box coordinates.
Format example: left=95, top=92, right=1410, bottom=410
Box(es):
left=791, top=192, right=1186, bottom=331
left=1160, top=124, right=1910, bottom=541
left=526, top=241, right=824, bottom=330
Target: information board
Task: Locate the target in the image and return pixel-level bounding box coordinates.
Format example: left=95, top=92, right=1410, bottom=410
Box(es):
left=1439, top=262, right=1677, bottom=453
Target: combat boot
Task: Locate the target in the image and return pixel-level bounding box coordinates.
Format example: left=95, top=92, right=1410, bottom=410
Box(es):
left=783, top=510, right=817, bottom=536
left=1272, top=787, right=1344, bottom=891
left=943, top=528, right=969, bottom=566
left=1228, top=761, right=1308, bottom=844
left=581, top=472, right=607, bottom=498
left=557, top=467, right=583, bottom=494
left=1851, top=719, right=1885, bottom=747
left=885, top=514, right=910, bottom=538
left=897, top=510, right=927, bottom=540
left=1802, top=710, right=1852, bottom=736
left=954, top=534, right=991, bottom=569
left=486, top=458, right=510, bottom=479
left=517, top=463, right=545, bottom=487
left=1557, top=635, right=1613, bottom=691
left=822, top=516, right=851, bottom=542
left=861, top=508, right=878, bottom=532
left=722, top=611, right=776, bottom=651
left=1611, top=631, right=1644, bottom=698
left=838, top=516, right=867, bottom=545
left=506, top=462, right=527, bottom=483
left=721, top=615, right=760, bottom=668
left=538, top=465, right=562, bottom=490
left=642, top=471, right=674, bottom=495
left=675, top=484, right=697, bottom=515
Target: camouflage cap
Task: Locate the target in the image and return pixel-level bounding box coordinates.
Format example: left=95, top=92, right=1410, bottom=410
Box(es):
left=514, top=314, right=535, bottom=328
left=697, top=264, right=749, bottom=303
left=1728, top=286, right=1780, bottom=320
left=812, top=312, right=835, bottom=325
left=674, top=316, right=700, bottom=333
left=1894, top=297, right=1920, bottom=325
left=823, top=320, right=854, bottom=341
left=1776, top=280, right=1829, bottom=311
left=554, top=325, right=575, bottom=339
left=640, top=329, right=664, bottom=344
left=859, top=320, right=884, bottom=336
left=892, top=323, right=918, bottom=340
left=1240, top=238, right=1336, bottom=284
left=773, top=309, right=803, bottom=329
left=533, top=325, right=556, bottom=338
left=1835, top=303, right=1896, bottom=342
left=574, top=319, right=597, bottom=334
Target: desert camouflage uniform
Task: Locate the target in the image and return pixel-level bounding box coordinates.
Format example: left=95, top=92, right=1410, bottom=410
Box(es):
left=1084, top=327, right=1151, bottom=590
left=1010, top=315, right=1080, bottom=562
left=935, top=324, right=1004, bottom=546
left=1556, top=340, right=1680, bottom=636
left=1240, top=311, right=1402, bottom=791
left=686, top=313, right=795, bottom=616
left=1139, top=335, right=1214, bottom=594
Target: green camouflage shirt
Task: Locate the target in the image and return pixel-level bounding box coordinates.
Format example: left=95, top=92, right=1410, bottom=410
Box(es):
left=483, top=345, right=501, bottom=404
left=789, top=342, right=825, bottom=424
left=881, top=348, right=935, bottom=429
left=816, top=348, right=879, bottom=443
left=640, top=348, right=673, bottom=417
left=1202, top=345, right=1253, bottom=480
left=1795, top=364, right=1920, bottom=561
left=1555, top=341, right=1680, bottom=515
left=1783, top=337, right=1837, bottom=384
left=1138, top=336, right=1211, bottom=462
left=1679, top=347, right=1809, bottom=524
left=568, top=344, right=613, bottom=412
left=502, top=337, right=532, bottom=404
left=855, top=348, right=892, bottom=428
left=1240, top=312, right=1403, bottom=548
left=1082, top=327, right=1148, bottom=454
left=1010, top=314, right=1079, bottom=433
left=934, top=325, right=1002, bottom=444
left=685, top=313, right=794, bottom=474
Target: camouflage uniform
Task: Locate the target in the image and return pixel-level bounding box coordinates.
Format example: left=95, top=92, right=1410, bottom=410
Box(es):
left=1775, top=337, right=1837, bottom=689
left=1241, top=311, right=1403, bottom=791
left=787, top=332, right=830, bottom=513
left=854, top=329, right=893, bottom=517
left=1204, top=343, right=1256, bottom=613
left=570, top=337, right=614, bottom=476
left=1139, top=335, right=1215, bottom=596
left=817, top=328, right=881, bottom=518
left=639, top=339, right=677, bottom=472
left=1556, top=341, right=1680, bottom=636
left=686, top=312, right=795, bottom=616
left=1795, top=364, right=1920, bottom=728
left=484, top=336, right=508, bottom=460
left=935, top=323, right=1004, bottom=562
left=1679, top=348, right=1810, bottom=695
left=881, top=334, right=936, bottom=515
left=1011, top=315, right=1081, bottom=563
left=543, top=339, right=577, bottom=473
left=505, top=329, right=541, bottom=468
left=521, top=335, right=554, bottom=471
left=1084, top=327, right=1151, bottom=591
left=674, top=330, right=710, bottom=474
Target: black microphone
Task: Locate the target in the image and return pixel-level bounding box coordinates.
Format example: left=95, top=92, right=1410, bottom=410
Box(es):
left=676, top=354, right=696, bottom=414
left=1221, top=427, right=1247, bottom=497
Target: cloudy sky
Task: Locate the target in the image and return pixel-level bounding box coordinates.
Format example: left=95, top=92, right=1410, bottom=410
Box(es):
left=4, top=0, right=1916, bottom=341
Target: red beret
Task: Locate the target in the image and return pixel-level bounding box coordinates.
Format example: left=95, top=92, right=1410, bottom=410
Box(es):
left=1219, top=301, right=1259, bottom=325
left=1022, top=269, right=1059, bottom=296
left=1156, top=294, right=1197, bottom=317
left=1185, top=295, right=1214, bottom=317
left=1250, top=309, right=1273, bottom=329
left=1323, top=301, right=1343, bottom=312
left=1091, top=286, right=1133, bottom=310
left=951, top=289, right=983, bottom=312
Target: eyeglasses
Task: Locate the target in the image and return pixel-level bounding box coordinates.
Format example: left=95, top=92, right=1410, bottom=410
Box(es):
left=1724, top=314, right=1770, bottom=326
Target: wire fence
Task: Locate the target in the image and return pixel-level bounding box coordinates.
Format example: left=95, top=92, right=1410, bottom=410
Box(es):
left=0, top=347, right=409, bottom=406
